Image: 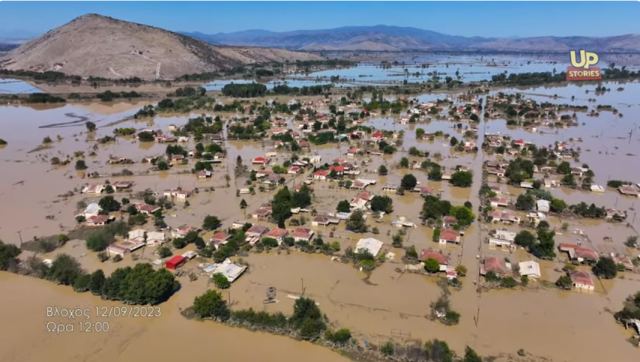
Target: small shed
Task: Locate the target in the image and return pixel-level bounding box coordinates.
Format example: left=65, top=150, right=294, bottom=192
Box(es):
left=165, top=255, right=186, bottom=270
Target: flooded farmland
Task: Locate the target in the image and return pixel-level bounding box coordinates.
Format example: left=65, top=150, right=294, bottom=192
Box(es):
left=1, top=70, right=640, bottom=362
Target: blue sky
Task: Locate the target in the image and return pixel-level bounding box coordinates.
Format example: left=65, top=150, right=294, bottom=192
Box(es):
left=0, top=1, right=638, bottom=38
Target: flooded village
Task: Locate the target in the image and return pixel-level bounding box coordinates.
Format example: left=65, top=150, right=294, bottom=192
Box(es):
left=1, top=7, right=640, bottom=362
left=2, top=59, right=640, bottom=362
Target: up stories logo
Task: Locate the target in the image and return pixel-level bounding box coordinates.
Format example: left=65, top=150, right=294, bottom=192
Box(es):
left=566, top=50, right=602, bottom=81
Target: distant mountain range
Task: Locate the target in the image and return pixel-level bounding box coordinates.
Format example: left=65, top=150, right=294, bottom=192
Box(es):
left=185, top=25, right=640, bottom=53
left=0, top=43, right=19, bottom=52
left=0, top=14, right=321, bottom=80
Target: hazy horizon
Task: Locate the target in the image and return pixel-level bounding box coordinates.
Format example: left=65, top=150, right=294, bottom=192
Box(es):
left=0, top=2, right=639, bottom=40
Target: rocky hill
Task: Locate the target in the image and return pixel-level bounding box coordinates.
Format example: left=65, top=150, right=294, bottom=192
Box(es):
left=0, top=14, right=322, bottom=80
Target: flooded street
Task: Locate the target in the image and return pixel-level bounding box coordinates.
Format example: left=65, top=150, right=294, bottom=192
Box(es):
left=1, top=75, right=640, bottom=361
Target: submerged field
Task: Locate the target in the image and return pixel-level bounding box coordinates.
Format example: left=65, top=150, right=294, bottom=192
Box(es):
left=1, top=64, right=640, bottom=361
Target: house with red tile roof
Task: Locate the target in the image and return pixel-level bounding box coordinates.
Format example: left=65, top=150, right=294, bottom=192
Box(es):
left=558, top=243, right=599, bottom=263
left=291, top=227, right=314, bottom=242
left=245, top=225, right=270, bottom=245
left=172, top=224, right=197, bottom=239
left=135, top=203, right=161, bottom=215
left=86, top=214, right=113, bottom=227
left=313, top=169, right=330, bottom=181
left=570, top=271, right=594, bottom=291
left=371, top=130, right=384, bottom=142
left=251, top=204, right=272, bottom=220
left=438, top=229, right=461, bottom=244
left=252, top=156, right=270, bottom=165
left=210, top=231, right=230, bottom=249
left=442, top=216, right=458, bottom=229
left=490, top=210, right=521, bottom=224
left=480, top=257, right=510, bottom=277
left=264, top=228, right=288, bottom=244
left=420, top=249, right=449, bottom=271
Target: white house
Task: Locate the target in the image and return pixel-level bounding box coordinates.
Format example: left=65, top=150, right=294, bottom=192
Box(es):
left=81, top=203, right=102, bottom=218
left=146, top=231, right=166, bottom=246
left=489, top=229, right=516, bottom=248
left=202, top=258, right=247, bottom=283
left=355, top=238, right=384, bottom=257
left=536, top=199, right=551, bottom=213
left=518, top=260, right=541, bottom=279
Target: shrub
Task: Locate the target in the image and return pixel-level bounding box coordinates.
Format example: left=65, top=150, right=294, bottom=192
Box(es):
left=213, top=273, right=231, bottom=289
left=193, top=290, right=230, bottom=320
left=325, top=328, right=351, bottom=344
left=424, top=258, right=441, bottom=273
left=75, top=160, right=88, bottom=170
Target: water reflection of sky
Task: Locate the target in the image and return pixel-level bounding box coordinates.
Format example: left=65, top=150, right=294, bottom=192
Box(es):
left=486, top=80, right=640, bottom=183
left=0, top=78, right=42, bottom=94
left=204, top=55, right=568, bottom=90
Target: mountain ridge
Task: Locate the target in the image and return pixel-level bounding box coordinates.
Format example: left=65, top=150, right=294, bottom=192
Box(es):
left=0, top=14, right=322, bottom=80
left=185, top=25, right=640, bottom=53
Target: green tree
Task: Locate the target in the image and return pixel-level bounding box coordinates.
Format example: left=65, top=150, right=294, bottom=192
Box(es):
left=240, top=199, right=248, bottom=209
left=158, top=246, right=172, bottom=258
left=213, top=273, right=231, bottom=289
left=98, top=195, right=121, bottom=212
left=421, top=196, right=451, bottom=221
left=271, top=187, right=293, bottom=227
left=450, top=206, right=475, bottom=227
left=556, top=275, right=572, bottom=290
left=424, top=258, right=441, bottom=273
left=203, top=215, right=221, bottom=230
left=75, top=159, right=88, bottom=170
left=290, top=297, right=326, bottom=339
left=515, top=193, right=535, bottom=211
left=550, top=198, right=567, bottom=213
left=593, top=257, right=617, bottom=279
left=48, top=254, right=83, bottom=285
left=400, top=173, right=417, bottom=190
left=505, top=158, right=534, bottom=184
left=378, top=165, right=388, bottom=176
left=0, top=241, right=21, bottom=271
left=424, top=339, right=454, bottom=362
left=381, top=341, right=394, bottom=356
left=85, top=121, right=96, bottom=132
left=89, top=269, right=106, bottom=295
left=556, top=161, right=571, bottom=175
left=463, top=346, right=483, bottom=362
left=86, top=233, right=110, bottom=251
left=193, top=290, right=230, bottom=320
left=336, top=200, right=351, bottom=213
left=73, top=274, right=91, bottom=292
left=450, top=171, right=473, bottom=187
left=325, top=328, right=351, bottom=344
left=370, top=195, right=393, bottom=213
left=514, top=230, right=535, bottom=249
left=346, top=210, right=367, bottom=233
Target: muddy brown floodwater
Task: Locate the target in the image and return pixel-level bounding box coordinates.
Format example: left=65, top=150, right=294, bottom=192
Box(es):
left=0, top=271, right=348, bottom=362
left=1, top=79, right=640, bottom=362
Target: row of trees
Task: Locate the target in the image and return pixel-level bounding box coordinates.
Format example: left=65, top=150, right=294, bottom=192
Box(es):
left=221, top=83, right=268, bottom=97
left=193, top=292, right=330, bottom=340
left=21, top=252, right=180, bottom=305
